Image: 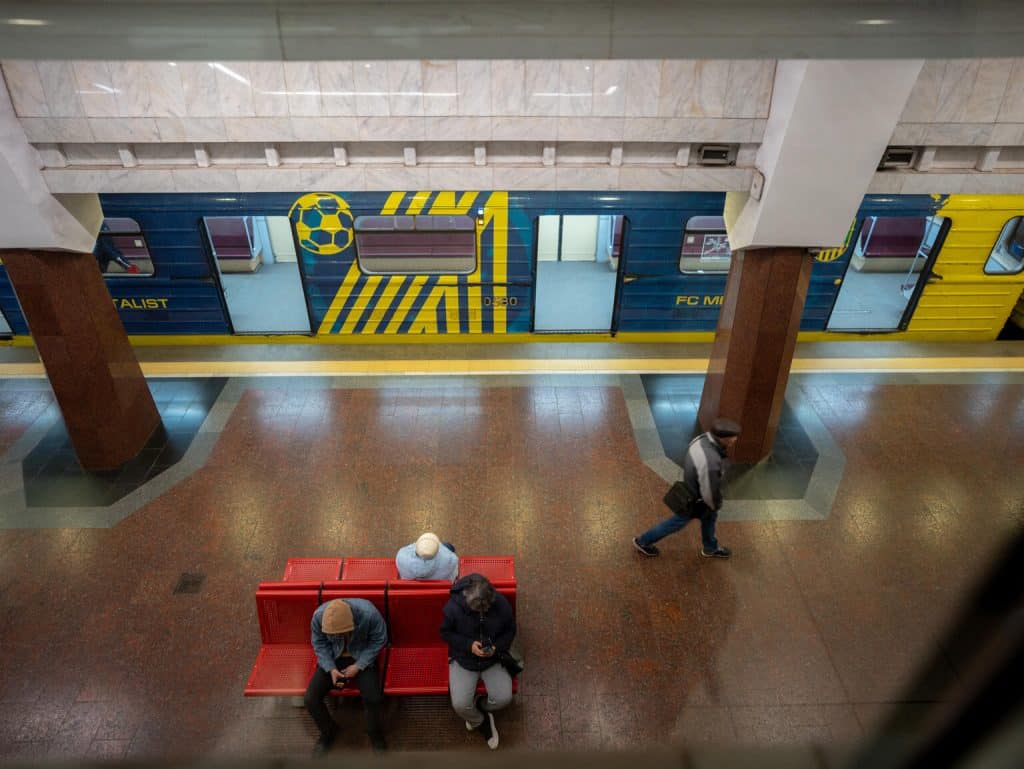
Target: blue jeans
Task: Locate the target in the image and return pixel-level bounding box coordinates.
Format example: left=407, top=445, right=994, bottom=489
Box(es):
left=637, top=504, right=719, bottom=551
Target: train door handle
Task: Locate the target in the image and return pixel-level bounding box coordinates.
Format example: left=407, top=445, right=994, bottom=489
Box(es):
left=927, top=272, right=944, bottom=284
left=623, top=274, right=640, bottom=283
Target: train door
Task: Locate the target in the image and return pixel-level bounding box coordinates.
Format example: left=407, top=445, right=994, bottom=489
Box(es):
left=532, top=214, right=625, bottom=332
left=827, top=214, right=949, bottom=332
left=201, top=216, right=312, bottom=334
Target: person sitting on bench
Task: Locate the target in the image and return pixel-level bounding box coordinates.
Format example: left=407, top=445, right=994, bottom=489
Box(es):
left=305, top=598, right=387, bottom=757
left=441, top=574, right=516, bottom=750
left=396, top=531, right=458, bottom=581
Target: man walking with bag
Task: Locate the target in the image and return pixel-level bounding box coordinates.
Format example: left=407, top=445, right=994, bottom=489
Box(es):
left=632, top=417, right=741, bottom=559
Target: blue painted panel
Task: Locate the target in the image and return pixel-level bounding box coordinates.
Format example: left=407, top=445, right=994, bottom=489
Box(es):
left=0, top=265, right=28, bottom=334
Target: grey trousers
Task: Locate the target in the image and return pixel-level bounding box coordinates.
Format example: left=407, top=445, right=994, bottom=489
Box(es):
left=449, top=660, right=513, bottom=727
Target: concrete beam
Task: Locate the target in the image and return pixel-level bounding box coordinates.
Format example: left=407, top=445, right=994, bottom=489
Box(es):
left=0, top=70, right=98, bottom=252
left=725, top=60, right=923, bottom=250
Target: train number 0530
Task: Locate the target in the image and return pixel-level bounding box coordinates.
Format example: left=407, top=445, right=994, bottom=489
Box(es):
left=483, top=296, right=519, bottom=307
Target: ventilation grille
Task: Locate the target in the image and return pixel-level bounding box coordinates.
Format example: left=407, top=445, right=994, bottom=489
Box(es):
left=878, top=146, right=918, bottom=170
left=697, top=144, right=736, bottom=166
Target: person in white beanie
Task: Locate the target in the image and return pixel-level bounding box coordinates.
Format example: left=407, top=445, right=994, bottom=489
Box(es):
left=395, top=531, right=459, bottom=581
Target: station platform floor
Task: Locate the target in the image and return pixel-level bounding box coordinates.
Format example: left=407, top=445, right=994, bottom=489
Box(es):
left=0, top=341, right=1022, bottom=760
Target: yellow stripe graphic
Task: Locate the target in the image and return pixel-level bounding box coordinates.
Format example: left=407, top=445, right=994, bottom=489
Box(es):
left=361, top=276, right=405, bottom=335
left=340, top=275, right=382, bottom=334
left=5, top=354, right=1020, bottom=379
left=385, top=275, right=427, bottom=334
left=317, top=260, right=362, bottom=334
left=407, top=191, right=431, bottom=215
left=486, top=192, right=509, bottom=333
left=382, top=191, right=405, bottom=215
left=408, top=288, right=442, bottom=334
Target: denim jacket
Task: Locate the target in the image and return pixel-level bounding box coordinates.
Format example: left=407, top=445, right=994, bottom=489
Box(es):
left=310, top=598, right=387, bottom=673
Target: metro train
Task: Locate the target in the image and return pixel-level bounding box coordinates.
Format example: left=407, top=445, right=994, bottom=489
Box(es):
left=1, top=190, right=1022, bottom=343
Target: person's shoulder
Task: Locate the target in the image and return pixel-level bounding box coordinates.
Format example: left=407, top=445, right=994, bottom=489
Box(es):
left=349, top=597, right=381, bottom=615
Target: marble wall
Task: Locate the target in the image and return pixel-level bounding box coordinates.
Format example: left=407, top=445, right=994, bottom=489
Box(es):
left=5, top=58, right=1024, bottom=195
left=892, top=58, right=1024, bottom=146
left=1, top=58, right=773, bottom=146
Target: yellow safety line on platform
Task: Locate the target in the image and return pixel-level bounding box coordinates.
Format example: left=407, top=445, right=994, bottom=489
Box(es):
left=0, top=357, right=1022, bottom=378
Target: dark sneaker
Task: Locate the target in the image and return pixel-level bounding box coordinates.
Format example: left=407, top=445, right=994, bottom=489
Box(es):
left=632, top=537, right=660, bottom=557
left=700, top=546, right=732, bottom=559
left=312, top=732, right=335, bottom=758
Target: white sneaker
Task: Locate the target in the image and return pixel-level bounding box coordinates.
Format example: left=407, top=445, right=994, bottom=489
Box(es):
left=483, top=711, right=499, bottom=749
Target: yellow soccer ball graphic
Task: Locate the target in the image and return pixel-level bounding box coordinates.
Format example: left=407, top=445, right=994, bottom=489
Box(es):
left=289, top=192, right=354, bottom=256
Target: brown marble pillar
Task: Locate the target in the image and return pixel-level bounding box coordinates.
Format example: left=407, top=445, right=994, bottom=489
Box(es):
left=698, top=247, right=813, bottom=463
left=1, top=249, right=159, bottom=470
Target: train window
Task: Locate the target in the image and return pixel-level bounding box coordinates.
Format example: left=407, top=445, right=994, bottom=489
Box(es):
left=984, top=217, right=1024, bottom=275
left=95, top=217, right=154, bottom=277
left=354, top=214, right=476, bottom=275
left=679, top=216, right=732, bottom=274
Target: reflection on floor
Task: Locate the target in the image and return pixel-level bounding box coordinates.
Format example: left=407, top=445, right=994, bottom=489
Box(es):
left=828, top=271, right=918, bottom=331
left=642, top=375, right=818, bottom=499
left=20, top=378, right=225, bottom=507
left=220, top=262, right=311, bottom=333
left=534, top=260, right=617, bottom=331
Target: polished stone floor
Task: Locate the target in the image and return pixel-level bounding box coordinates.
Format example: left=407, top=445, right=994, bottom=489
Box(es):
left=21, top=378, right=225, bottom=508
left=0, top=370, right=1022, bottom=760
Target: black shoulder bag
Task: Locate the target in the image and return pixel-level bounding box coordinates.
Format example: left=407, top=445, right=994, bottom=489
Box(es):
left=663, top=480, right=696, bottom=515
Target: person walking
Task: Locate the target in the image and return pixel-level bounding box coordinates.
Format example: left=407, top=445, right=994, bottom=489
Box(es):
left=632, top=417, right=741, bottom=559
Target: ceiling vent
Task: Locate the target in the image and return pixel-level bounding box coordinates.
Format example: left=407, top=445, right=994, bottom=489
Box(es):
left=878, top=146, right=917, bottom=170
left=697, top=144, right=736, bottom=166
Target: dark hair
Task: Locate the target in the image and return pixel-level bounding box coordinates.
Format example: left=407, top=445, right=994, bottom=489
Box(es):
left=462, top=574, right=496, bottom=613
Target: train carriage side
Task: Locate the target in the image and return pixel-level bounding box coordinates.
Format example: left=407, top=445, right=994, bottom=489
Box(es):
left=1, top=190, right=1022, bottom=343
left=906, top=194, right=1024, bottom=340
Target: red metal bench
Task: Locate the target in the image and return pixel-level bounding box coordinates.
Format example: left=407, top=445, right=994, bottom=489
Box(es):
left=245, top=586, right=386, bottom=698
left=246, top=558, right=517, bottom=700
left=384, top=583, right=452, bottom=695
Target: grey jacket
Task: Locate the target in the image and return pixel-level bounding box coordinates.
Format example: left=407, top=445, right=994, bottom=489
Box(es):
left=310, top=598, right=387, bottom=673
left=682, top=432, right=728, bottom=511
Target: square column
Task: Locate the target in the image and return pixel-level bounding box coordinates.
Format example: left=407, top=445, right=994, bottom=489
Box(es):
left=698, top=247, right=813, bottom=463
left=1, top=249, right=160, bottom=470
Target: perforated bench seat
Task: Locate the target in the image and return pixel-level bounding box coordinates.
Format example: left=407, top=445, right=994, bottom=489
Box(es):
left=245, top=644, right=315, bottom=696
left=283, top=558, right=343, bottom=582
left=341, top=558, right=398, bottom=581
left=384, top=646, right=450, bottom=695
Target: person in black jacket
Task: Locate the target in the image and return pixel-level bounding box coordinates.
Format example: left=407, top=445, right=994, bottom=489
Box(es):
left=440, top=573, right=516, bottom=750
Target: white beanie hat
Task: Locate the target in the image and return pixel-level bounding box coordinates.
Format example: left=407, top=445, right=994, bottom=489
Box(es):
left=415, top=532, right=441, bottom=559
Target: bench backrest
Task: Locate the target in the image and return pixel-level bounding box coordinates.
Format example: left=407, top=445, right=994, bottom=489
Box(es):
left=256, top=590, right=320, bottom=645
left=341, top=558, right=399, bottom=581
left=458, top=557, right=516, bottom=583
left=320, top=586, right=388, bottom=619
left=386, top=586, right=450, bottom=648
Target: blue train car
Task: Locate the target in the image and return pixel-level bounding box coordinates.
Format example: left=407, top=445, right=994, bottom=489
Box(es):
left=1, top=190, right=1022, bottom=342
